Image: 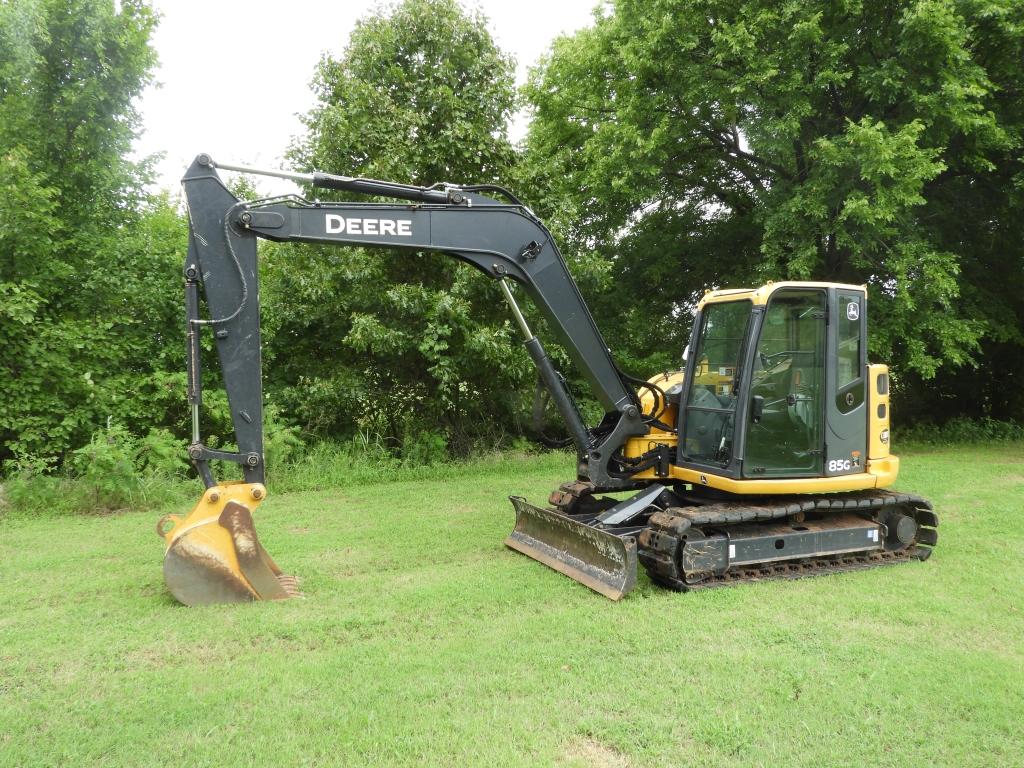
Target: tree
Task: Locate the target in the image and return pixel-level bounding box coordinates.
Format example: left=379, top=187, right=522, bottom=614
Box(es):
left=0, top=0, right=178, bottom=464
left=523, top=0, right=1024, bottom=419
left=269, top=0, right=526, bottom=453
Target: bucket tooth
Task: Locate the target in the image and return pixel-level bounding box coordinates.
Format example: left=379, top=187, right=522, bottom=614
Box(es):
left=157, top=483, right=299, bottom=606
left=505, top=496, right=638, bottom=600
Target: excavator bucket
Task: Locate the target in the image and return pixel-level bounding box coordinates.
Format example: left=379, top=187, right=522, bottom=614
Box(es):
left=505, top=496, right=638, bottom=600
left=156, top=482, right=300, bottom=606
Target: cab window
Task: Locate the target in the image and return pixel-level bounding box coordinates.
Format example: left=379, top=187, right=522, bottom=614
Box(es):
left=681, top=300, right=750, bottom=465
left=745, top=289, right=826, bottom=475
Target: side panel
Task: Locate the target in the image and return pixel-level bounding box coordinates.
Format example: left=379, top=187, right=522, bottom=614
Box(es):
left=824, top=289, right=868, bottom=476
left=867, top=364, right=891, bottom=460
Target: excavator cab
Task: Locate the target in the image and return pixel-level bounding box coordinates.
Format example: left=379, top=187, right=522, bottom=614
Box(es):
left=677, top=283, right=868, bottom=479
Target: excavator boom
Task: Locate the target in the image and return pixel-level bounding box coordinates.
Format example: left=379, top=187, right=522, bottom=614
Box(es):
left=165, top=155, right=652, bottom=604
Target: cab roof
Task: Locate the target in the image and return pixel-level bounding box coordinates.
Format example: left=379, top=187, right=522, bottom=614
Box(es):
left=698, top=281, right=867, bottom=309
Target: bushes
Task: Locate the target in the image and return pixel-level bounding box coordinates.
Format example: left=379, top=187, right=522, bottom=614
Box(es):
left=1, top=422, right=191, bottom=518
left=69, top=422, right=151, bottom=510
left=4, top=410, right=1019, bottom=521
left=898, top=417, right=1024, bottom=446
left=0, top=415, right=551, bottom=518
left=267, top=427, right=539, bottom=494
left=4, top=413, right=1020, bottom=520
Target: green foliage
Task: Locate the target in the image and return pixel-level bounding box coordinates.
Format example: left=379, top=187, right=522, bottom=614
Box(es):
left=268, top=0, right=529, bottom=455
left=0, top=458, right=79, bottom=518
left=400, top=425, right=448, bottom=466
left=67, top=421, right=190, bottom=510
left=0, top=0, right=179, bottom=465
left=898, top=416, right=1024, bottom=445
left=2, top=421, right=190, bottom=516
left=0, top=419, right=552, bottom=516
left=264, top=437, right=555, bottom=495
left=69, top=421, right=147, bottom=509
left=523, top=0, right=1024, bottom=402
left=262, top=403, right=306, bottom=480
left=135, top=427, right=190, bottom=477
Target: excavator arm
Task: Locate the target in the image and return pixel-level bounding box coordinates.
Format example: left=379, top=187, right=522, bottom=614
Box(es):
left=180, top=154, right=649, bottom=490
left=158, top=154, right=658, bottom=605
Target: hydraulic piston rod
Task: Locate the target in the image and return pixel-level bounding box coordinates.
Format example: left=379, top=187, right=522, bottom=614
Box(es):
left=499, top=279, right=590, bottom=456
left=209, top=157, right=452, bottom=204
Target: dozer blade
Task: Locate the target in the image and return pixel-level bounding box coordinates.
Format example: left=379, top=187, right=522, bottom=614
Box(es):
left=506, top=496, right=638, bottom=600
left=156, top=483, right=300, bottom=606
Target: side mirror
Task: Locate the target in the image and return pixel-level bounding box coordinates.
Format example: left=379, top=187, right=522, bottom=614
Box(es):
left=751, top=395, right=764, bottom=423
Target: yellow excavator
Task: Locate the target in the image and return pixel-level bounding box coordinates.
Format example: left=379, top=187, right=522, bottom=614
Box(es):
left=157, top=155, right=937, bottom=605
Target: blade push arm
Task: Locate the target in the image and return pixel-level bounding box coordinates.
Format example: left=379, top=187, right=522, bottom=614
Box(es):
left=181, top=155, right=651, bottom=489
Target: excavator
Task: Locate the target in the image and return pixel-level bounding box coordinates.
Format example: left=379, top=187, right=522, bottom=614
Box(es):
left=156, top=154, right=938, bottom=605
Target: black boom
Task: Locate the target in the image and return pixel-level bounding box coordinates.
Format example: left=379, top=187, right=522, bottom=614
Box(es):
left=180, top=155, right=649, bottom=490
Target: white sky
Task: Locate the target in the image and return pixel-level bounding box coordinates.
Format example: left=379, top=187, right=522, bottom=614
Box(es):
left=132, top=0, right=600, bottom=195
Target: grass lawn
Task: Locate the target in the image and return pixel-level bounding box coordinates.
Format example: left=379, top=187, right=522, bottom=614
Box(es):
left=1, top=444, right=1022, bottom=767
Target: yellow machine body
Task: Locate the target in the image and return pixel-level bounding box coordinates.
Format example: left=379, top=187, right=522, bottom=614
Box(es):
left=624, top=382, right=899, bottom=494
left=622, top=290, right=901, bottom=497
left=156, top=482, right=299, bottom=606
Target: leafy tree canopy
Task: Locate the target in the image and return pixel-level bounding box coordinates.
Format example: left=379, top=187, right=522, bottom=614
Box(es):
left=0, top=0, right=182, bottom=463
left=524, top=0, right=1024, bottom=407
left=268, top=0, right=527, bottom=451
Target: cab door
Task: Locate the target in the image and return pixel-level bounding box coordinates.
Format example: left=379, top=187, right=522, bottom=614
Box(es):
left=743, top=288, right=826, bottom=476
left=678, top=299, right=752, bottom=467
left=824, top=288, right=868, bottom=475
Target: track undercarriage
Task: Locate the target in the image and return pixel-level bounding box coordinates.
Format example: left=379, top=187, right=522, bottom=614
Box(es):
left=507, top=486, right=937, bottom=599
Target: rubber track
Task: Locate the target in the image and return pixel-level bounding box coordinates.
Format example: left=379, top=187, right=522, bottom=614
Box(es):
left=637, top=489, right=937, bottom=591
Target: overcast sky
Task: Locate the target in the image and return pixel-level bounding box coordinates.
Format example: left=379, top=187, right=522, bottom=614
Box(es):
left=132, top=0, right=600, bottom=195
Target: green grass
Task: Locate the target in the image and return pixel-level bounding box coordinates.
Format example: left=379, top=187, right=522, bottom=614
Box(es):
left=1, top=445, right=1022, bottom=767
